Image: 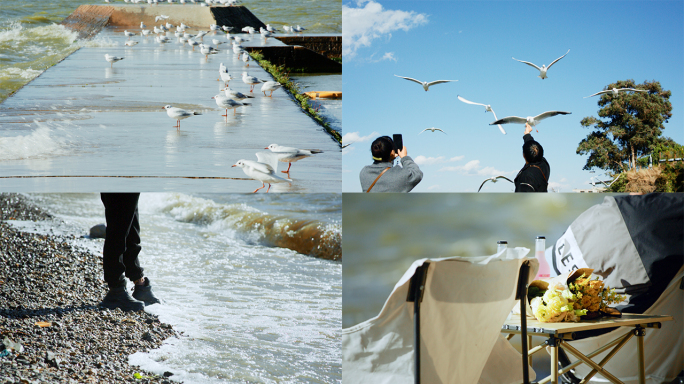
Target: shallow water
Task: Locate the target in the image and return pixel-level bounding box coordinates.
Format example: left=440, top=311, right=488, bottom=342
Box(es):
left=17, top=192, right=342, bottom=383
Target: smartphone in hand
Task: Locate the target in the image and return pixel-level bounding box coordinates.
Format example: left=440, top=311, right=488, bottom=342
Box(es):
left=393, top=134, right=403, bottom=152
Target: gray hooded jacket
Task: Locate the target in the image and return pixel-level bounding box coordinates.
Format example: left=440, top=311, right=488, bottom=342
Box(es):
left=359, top=156, right=423, bottom=193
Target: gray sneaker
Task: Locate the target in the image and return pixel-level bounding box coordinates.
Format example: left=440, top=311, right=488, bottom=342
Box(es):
left=132, top=277, right=162, bottom=306
left=100, top=286, right=145, bottom=311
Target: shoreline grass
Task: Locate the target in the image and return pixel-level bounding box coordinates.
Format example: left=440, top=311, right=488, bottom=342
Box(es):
left=249, top=51, right=341, bottom=144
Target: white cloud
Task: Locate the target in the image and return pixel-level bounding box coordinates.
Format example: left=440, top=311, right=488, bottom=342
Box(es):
left=427, top=185, right=440, bottom=191
left=380, top=52, right=396, bottom=62
left=414, top=155, right=445, bottom=165
left=439, top=159, right=513, bottom=177
left=342, top=145, right=356, bottom=156
left=548, top=179, right=571, bottom=192
left=343, top=0, right=428, bottom=60
left=342, top=131, right=379, bottom=145
left=414, top=155, right=464, bottom=166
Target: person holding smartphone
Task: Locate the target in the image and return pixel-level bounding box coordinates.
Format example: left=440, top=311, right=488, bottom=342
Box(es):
left=359, top=135, right=423, bottom=192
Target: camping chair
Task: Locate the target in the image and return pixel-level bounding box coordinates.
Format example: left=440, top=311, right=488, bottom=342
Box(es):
left=342, top=249, right=538, bottom=384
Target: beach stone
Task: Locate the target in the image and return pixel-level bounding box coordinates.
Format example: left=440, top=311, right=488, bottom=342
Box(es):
left=141, top=332, right=154, bottom=342
left=1, top=194, right=176, bottom=384
left=163, top=371, right=173, bottom=377
left=89, top=224, right=106, bottom=239
left=45, top=351, right=59, bottom=369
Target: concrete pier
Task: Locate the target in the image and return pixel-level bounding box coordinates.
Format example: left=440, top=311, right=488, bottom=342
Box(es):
left=60, top=4, right=341, bottom=73
left=62, top=5, right=265, bottom=39
left=0, top=26, right=340, bottom=192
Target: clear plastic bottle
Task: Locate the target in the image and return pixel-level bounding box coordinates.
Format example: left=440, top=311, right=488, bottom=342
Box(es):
left=497, top=240, right=508, bottom=254
left=534, top=236, right=551, bottom=280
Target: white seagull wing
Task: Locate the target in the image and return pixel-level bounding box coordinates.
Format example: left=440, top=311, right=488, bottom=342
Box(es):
left=533, top=111, right=572, bottom=122
left=547, top=49, right=570, bottom=69
left=426, top=80, right=457, bottom=86
left=394, top=75, right=424, bottom=86
left=255, top=151, right=280, bottom=172
left=477, top=178, right=492, bottom=192
left=512, top=58, right=541, bottom=71
left=584, top=90, right=610, bottom=98
left=489, top=108, right=506, bottom=135
left=457, top=95, right=486, bottom=107
left=491, top=116, right=527, bottom=125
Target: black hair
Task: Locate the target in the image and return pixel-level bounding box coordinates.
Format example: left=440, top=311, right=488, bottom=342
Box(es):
left=523, top=140, right=544, bottom=163
left=371, top=136, right=394, bottom=163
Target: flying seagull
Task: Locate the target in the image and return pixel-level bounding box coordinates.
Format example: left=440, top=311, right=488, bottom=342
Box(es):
left=419, top=127, right=446, bottom=135
left=477, top=176, right=513, bottom=192
left=512, top=49, right=569, bottom=80
left=491, top=111, right=571, bottom=130
left=457, top=95, right=506, bottom=135
left=394, top=75, right=457, bottom=91
left=584, top=88, right=649, bottom=98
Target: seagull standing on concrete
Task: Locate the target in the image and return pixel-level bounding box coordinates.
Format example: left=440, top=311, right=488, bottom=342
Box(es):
left=584, top=87, right=649, bottom=98
left=232, top=155, right=292, bottom=193
left=123, top=30, right=135, bottom=40
left=212, top=94, right=250, bottom=117
left=261, top=81, right=281, bottom=97
left=242, top=72, right=264, bottom=92
left=104, top=54, right=124, bottom=68
left=125, top=40, right=138, bottom=47
left=223, top=86, right=254, bottom=101
left=265, top=144, right=322, bottom=173
left=457, top=95, right=506, bottom=135
left=419, top=127, right=446, bottom=134
left=490, top=111, right=571, bottom=131
left=200, top=44, right=219, bottom=61
left=394, top=75, right=457, bottom=91
left=477, top=176, right=514, bottom=192
left=162, top=105, right=201, bottom=130
left=512, top=49, right=569, bottom=80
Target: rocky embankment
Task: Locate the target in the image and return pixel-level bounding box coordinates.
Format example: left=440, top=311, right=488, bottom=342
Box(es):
left=0, top=194, right=178, bottom=384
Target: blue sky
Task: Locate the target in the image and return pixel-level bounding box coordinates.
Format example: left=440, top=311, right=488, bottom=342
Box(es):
left=341, top=0, right=684, bottom=192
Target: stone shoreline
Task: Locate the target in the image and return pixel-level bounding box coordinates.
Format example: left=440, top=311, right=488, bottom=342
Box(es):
left=0, top=194, right=179, bottom=384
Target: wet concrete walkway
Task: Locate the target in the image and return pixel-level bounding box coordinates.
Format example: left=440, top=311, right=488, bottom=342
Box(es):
left=0, top=28, right=340, bottom=192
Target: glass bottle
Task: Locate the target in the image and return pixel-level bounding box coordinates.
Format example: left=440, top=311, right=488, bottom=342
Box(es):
left=534, top=236, right=551, bottom=280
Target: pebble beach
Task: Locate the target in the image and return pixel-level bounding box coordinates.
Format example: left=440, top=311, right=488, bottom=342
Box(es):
left=0, top=193, right=178, bottom=384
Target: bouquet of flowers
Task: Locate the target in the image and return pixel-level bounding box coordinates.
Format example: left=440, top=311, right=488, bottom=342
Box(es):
left=526, top=268, right=625, bottom=323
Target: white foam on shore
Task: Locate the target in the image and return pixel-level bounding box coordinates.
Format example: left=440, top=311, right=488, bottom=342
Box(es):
left=0, top=123, right=67, bottom=161
left=0, top=67, right=43, bottom=80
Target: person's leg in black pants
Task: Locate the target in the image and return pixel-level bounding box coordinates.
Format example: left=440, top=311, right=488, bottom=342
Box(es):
left=99, top=193, right=160, bottom=310
left=101, top=193, right=144, bottom=288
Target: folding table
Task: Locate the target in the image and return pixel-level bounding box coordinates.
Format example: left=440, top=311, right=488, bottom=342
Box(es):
left=501, top=314, right=673, bottom=384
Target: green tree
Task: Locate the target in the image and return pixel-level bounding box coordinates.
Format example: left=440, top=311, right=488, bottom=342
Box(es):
left=576, top=80, right=672, bottom=173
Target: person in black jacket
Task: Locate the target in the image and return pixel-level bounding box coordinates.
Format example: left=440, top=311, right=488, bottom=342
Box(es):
left=514, top=123, right=550, bottom=192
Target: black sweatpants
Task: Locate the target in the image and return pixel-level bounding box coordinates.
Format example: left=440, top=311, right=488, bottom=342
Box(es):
left=101, top=193, right=144, bottom=289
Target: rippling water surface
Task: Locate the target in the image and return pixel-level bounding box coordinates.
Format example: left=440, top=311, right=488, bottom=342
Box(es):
left=23, top=192, right=342, bottom=383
